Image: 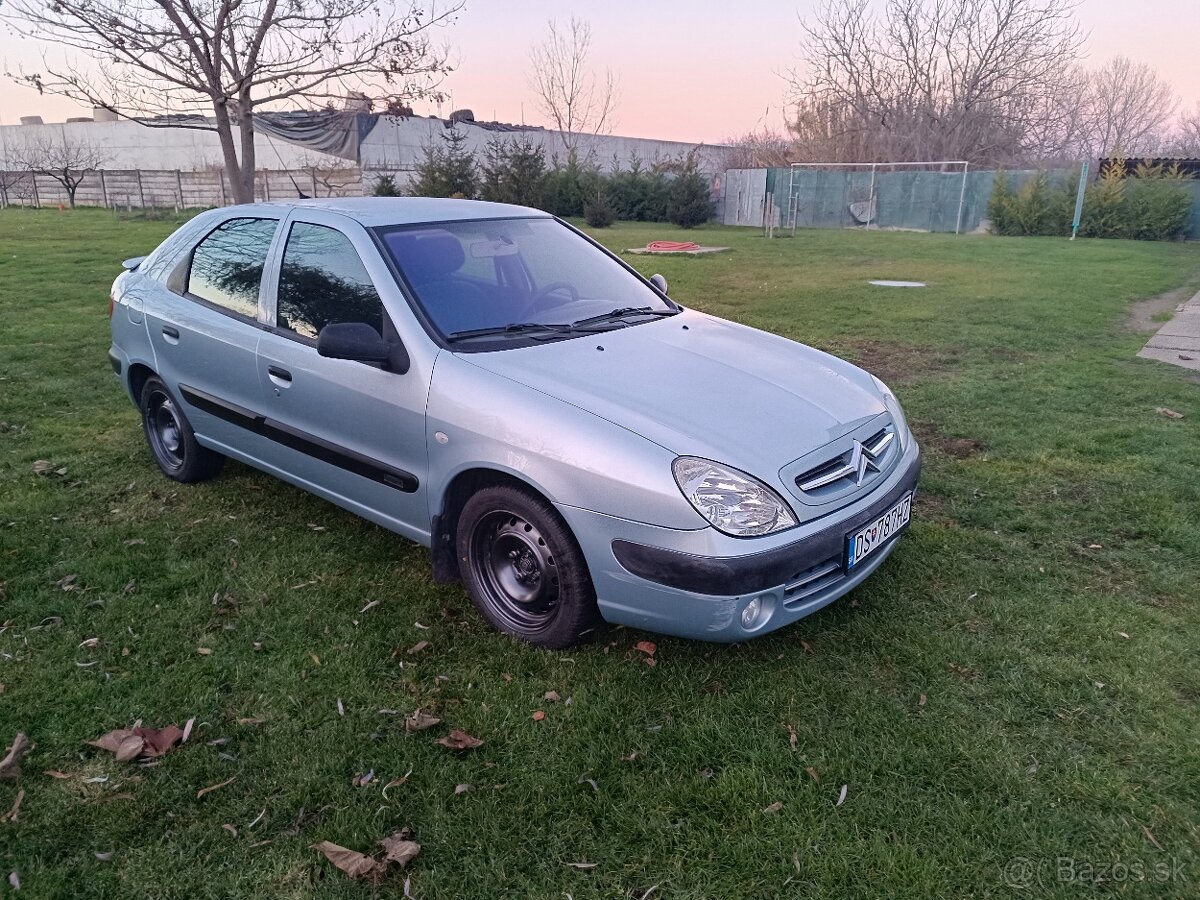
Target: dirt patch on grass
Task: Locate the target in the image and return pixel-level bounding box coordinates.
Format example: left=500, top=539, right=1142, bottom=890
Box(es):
left=1126, top=280, right=1200, bottom=333
left=835, top=340, right=961, bottom=385
left=912, top=421, right=986, bottom=459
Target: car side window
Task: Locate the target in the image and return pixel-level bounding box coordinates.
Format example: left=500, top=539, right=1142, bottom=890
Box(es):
left=276, top=222, right=385, bottom=340
left=186, top=217, right=278, bottom=318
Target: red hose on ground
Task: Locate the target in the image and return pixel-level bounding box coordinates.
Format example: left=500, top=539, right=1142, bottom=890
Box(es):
left=646, top=240, right=700, bottom=252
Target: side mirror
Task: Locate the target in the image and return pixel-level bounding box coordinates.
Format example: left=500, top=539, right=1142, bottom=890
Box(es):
left=649, top=273, right=669, bottom=296
left=317, top=322, right=390, bottom=364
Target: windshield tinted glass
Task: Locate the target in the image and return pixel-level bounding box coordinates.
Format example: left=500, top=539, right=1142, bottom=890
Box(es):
left=376, top=217, right=671, bottom=339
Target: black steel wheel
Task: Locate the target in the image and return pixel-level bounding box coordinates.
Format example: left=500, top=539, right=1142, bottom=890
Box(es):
left=139, top=376, right=224, bottom=483
left=457, top=484, right=600, bottom=648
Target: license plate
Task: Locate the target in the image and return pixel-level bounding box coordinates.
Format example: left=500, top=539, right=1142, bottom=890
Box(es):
left=846, top=492, right=912, bottom=570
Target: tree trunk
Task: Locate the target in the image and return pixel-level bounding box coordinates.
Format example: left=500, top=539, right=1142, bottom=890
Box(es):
left=239, top=96, right=257, bottom=204
left=212, top=99, right=252, bottom=204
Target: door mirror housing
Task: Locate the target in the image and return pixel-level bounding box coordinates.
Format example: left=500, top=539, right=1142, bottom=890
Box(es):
left=649, top=273, right=669, bottom=296
left=317, top=322, right=391, bottom=364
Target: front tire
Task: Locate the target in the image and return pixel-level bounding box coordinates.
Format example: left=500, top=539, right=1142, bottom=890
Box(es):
left=139, top=376, right=224, bottom=483
left=457, top=484, right=600, bottom=649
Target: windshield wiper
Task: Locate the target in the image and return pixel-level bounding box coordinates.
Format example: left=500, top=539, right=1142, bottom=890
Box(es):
left=446, top=322, right=580, bottom=341
left=570, top=306, right=679, bottom=328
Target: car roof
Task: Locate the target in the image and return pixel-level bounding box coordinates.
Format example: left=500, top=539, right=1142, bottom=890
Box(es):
left=233, top=197, right=553, bottom=227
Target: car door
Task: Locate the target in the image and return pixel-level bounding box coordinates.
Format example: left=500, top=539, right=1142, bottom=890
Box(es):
left=143, top=215, right=280, bottom=461
left=253, top=211, right=435, bottom=543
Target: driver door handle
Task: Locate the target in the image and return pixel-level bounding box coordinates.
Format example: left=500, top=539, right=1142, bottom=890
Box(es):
left=267, top=366, right=292, bottom=387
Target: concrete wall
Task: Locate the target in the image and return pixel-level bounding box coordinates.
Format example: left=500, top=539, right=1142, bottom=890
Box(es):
left=0, top=115, right=725, bottom=175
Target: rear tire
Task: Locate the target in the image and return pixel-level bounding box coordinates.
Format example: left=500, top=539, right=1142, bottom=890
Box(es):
left=139, top=376, right=224, bottom=483
left=457, top=484, right=600, bottom=649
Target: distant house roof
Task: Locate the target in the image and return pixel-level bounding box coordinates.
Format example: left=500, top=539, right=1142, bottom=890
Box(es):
left=1099, top=158, right=1200, bottom=178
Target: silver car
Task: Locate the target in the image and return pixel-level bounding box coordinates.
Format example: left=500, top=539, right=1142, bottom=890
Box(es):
left=108, top=199, right=919, bottom=648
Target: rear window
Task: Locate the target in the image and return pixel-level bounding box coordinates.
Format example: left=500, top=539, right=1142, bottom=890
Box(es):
left=187, top=217, right=278, bottom=318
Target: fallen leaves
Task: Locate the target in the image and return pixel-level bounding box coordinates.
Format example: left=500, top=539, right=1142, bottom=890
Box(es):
left=804, top=766, right=820, bottom=783
left=1, top=789, right=24, bottom=823
left=836, top=784, right=848, bottom=806
left=786, top=724, right=798, bottom=751
left=543, top=690, right=561, bottom=702
left=1142, top=825, right=1164, bottom=850
left=762, top=800, right=783, bottom=814
left=196, top=775, right=237, bottom=799
left=436, top=730, right=483, bottom=751
left=453, top=783, right=472, bottom=795
left=407, top=640, right=430, bottom=655
left=32, top=459, right=68, bottom=477
left=88, top=724, right=184, bottom=762
left=532, top=710, right=546, bottom=722
left=1, top=733, right=31, bottom=780
left=312, top=829, right=421, bottom=880
left=1155, top=407, right=1184, bottom=420
left=565, top=861, right=598, bottom=870
left=405, top=710, right=441, bottom=733
left=634, top=641, right=657, bottom=656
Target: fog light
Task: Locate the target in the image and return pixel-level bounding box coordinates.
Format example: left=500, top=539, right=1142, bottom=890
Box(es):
left=741, top=597, right=763, bottom=629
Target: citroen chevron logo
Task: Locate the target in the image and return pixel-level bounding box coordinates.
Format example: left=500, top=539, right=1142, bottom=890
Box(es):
left=848, top=439, right=881, bottom=486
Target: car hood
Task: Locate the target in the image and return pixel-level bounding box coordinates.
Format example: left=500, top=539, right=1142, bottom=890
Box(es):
left=456, top=309, right=889, bottom=481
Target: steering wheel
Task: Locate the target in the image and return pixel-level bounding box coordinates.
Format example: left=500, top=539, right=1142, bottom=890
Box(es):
left=521, top=281, right=580, bottom=317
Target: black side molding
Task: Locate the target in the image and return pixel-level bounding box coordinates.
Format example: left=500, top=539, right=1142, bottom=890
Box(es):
left=178, top=384, right=418, bottom=493
left=108, top=351, right=122, bottom=375
left=612, top=453, right=920, bottom=595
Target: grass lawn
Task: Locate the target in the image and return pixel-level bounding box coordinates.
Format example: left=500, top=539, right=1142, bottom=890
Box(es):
left=1, top=208, right=1199, bottom=898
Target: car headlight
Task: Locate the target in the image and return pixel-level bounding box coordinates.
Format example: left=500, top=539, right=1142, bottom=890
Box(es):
left=672, top=457, right=798, bottom=537
left=871, top=375, right=910, bottom=448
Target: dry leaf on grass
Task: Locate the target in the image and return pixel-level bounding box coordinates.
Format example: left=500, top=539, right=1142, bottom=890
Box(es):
left=312, top=830, right=421, bottom=880
left=1, top=733, right=32, bottom=780
left=405, top=710, right=441, bottom=733
left=454, top=783, right=472, bottom=795
left=786, top=724, right=798, bottom=751
left=87, top=725, right=183, bottom=762
left=436, top=730, right=483, bottom=751
left=836, top=784, right=848, bottom=806
left=43, top=770, right=71, bottom=780
left=379, top=831, right=421, bottom=867
left=532, top=710, right=546, bottom=722
left=1, top=789, right=25, bottom=823
left=634, top=641, right=657, bottom=657
left=800, top=639, right=814, bottom=654
left=918, top=693, right=928, bottom=707
left=196, top=775, right=237, bottom=799
left=237, top=717, right=266, bottom=726
left=805, top=766, right=820, bottom=783
left=762, top=801, right=783, bottom=814
left=311, top=841, right=379, bottom=879
left=566, top=861, right=598, bottom=870
left=543, top=690, right=560, bottom=702
left=1142, top=825, right=1164, bottom=850
left=1155, top=407, right=1184, bottom=420
left=32, top=460, right=67, bottom=476
left=407, top=640, right=430, bottom=655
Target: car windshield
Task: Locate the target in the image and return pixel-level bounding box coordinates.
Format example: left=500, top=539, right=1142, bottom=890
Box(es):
left=375, top=217, right=675, bottom=342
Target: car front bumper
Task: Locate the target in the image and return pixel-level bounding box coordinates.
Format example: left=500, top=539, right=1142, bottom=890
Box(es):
left=557, top=439, right=920, bottom=642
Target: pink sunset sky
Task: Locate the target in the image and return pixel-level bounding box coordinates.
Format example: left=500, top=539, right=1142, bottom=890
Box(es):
left=1, top=0, right=1197, bottom=143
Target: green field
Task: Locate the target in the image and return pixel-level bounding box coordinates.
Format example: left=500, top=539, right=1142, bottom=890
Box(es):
left=1, top=208, right=1198, bottom=898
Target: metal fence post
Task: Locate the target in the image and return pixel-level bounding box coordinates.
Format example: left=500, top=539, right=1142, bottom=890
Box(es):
left=136, top=169, right=146, bottom=208
left=263, top=170, right=271, bottom=201
left=218, top=171, right=226, bottom=207
left=955, top=163, right=970, bottom=234
left=176, top=169, right=184, bottom=209
left=31, top=175, right=40, bottom=208
left=99, top=169, right=109, bottom=208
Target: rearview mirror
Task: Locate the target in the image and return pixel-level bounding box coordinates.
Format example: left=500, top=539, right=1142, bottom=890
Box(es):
left=317, top=322, right=390, bottom=363
left=649, top=273, right=669, bottom=296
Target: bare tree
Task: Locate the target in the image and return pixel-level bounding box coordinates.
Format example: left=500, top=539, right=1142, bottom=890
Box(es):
left=11, top=129, right=107, bottom=207
left=720, top=129, right=795, bottom=169
left=3, top=1, right=461, bottom=204
left=786, top=0, right=1086, bottom=164
left=528, top=17, right=619, bottom=152
left=1078, top=57, right=1177, bottom=158
left=1169, top=102, right=1200, bottom=157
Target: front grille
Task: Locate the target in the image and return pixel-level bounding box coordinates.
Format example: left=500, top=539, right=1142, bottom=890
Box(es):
left=794, top=426, right=896, bottom=501
left=782, top=554, right=844, bottom=608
